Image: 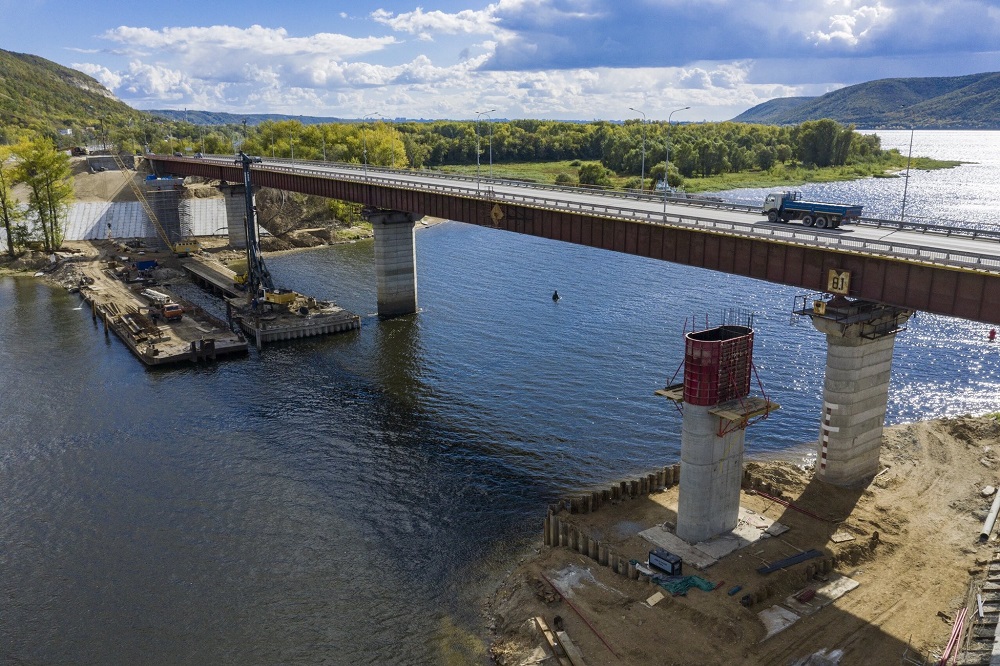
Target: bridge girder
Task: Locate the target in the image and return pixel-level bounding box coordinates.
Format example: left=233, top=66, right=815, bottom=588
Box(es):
left=151, top=157, right=1000, bottom=326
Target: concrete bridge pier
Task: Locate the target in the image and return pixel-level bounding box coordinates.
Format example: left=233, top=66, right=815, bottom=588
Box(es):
left=659, top=323, right=775, bottom=544
left=220, top=183, right=250, bottom=248
left=676, top=404, right=746, bottom=543
left=368, top=208, right=423, bottom=318
left=810, top=299, right=911, bottom=486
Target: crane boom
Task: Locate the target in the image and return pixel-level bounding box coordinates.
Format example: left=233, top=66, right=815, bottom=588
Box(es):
left=237, top=152, right=274, bottom=298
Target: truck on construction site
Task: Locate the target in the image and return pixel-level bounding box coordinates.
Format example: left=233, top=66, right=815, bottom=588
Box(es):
left=762, top=191, right=863, bottom=229
left=140, top=288, right=184, bottom=322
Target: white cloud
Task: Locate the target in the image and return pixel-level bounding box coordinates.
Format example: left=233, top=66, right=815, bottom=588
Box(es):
left=73, top=62, right=122, bottom=90
left=371, top=6, right=504, bottom=40
left=64, top=1, right=1000, bottom=121
left=102, top=25, right=395, bottom=59
left=810, top=3, right=892, bottom=47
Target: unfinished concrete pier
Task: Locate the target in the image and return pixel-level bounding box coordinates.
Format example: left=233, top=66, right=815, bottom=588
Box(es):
left=677, top=401, right=746, bottom=543
left=658, top=322, right=776, bottom=544
left=677, top=325, right=753, bottom=543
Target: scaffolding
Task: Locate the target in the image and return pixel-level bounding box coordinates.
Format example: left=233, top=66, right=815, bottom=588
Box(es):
left=112, top=153, right=199, bottom=254
left=792, top=293, right=910, bottom=340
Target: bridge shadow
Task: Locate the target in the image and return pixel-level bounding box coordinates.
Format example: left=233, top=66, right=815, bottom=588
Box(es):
left=744, top=472, right=920, bottom=664
left=549, top=468, right=936, bottom=664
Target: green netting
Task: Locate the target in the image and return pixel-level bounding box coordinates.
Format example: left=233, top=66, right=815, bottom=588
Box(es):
left=656, top=575, right=716, bottom=596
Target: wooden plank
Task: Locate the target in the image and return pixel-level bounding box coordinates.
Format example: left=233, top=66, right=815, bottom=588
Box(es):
left=556, top=630, right=590, bottom=666
left=534, top=617, right=573, bottom=666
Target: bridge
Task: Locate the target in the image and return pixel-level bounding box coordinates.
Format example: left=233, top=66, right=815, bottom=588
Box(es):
left=150, top=154, right=1000, bottom=325
left=148, top=154, right=1000, bottom=497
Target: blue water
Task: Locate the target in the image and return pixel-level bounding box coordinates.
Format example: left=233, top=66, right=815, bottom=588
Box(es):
left=1, top=131, right=999, bottom=664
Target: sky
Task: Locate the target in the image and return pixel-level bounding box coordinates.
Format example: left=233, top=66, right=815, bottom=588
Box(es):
left=2, top=0, right=999, bottom=122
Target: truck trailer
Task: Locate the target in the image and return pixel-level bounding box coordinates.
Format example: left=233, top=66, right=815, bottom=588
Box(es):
left=762, top=191, right=863, bottom=229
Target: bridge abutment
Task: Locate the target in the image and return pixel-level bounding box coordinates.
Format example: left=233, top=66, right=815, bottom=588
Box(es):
left=809, top=299, right=911, bottom=486
left=369, top=209, right=422, bottom=318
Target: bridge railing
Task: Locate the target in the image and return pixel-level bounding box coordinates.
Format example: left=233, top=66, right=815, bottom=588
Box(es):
left=156, top=156, right=1000, bottom=271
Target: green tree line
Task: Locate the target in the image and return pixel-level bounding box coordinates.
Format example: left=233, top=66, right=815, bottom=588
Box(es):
left=233, top=117, right=885, bottom=189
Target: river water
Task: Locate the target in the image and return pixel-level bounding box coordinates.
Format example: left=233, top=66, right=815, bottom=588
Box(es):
left=1, top=131, right=999, bottom=664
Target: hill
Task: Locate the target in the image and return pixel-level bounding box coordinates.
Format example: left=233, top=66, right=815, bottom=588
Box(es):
left=733, top=71, right=1000, bottom=128
left=0, top=49, right=139, bottom=139
left=146, top=110, right=346, bottom=126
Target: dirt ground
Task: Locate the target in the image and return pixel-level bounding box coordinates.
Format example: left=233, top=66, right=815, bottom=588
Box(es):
left=487, top=415, right=1000, bottom=665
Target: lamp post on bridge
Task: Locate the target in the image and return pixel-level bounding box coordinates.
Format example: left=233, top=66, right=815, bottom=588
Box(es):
left=664, top=106, right=690, bottom=211
left=900, top=126, right=914, bottom=222
left=475, top=108, right=495, bottom=188
left=362, top=111, right=382, bottom=177
left=628, top=107, right=647, bottom=192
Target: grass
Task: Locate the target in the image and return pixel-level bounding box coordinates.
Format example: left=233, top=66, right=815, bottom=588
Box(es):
left=434, top=155, right=961, bottom=194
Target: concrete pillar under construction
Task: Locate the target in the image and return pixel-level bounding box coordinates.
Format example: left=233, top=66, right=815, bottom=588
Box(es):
left=675, top=325, right=756, bottom=544
left=144, top=179, right=183, bottom=248
left=222, top=184, right=250, bottom=249
left=811, top=303, right=911, bottom=486
left=370, top=209, right=421, bottom=318
left=677, top=404, right=746, bottom=543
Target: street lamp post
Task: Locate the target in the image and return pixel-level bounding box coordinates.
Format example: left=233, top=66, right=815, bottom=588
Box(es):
left=664, top=106, right=690, bottom=210
left=362, top=112, right=381, bottom=177
left=628, top=107, right=646, bottom=192
left=900, top=126, right=914, bottom=222
left=475, top=109, right=495, bottom=187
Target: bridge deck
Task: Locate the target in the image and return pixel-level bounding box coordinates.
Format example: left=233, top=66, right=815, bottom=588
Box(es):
left=149, top=155, right=1000, bottom=325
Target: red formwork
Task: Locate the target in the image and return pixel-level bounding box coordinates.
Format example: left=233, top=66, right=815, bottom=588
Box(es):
left=683, top=325, right=754, bottom=406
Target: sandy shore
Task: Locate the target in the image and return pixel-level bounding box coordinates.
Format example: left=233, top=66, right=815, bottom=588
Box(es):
left=487, top=414, right=1000, bottom=665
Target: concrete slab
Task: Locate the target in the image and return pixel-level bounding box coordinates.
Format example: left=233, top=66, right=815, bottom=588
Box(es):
left=696, top=507, right=789, bottom=560
left=782, top=574, right=860, bottom=616
left=830, top=530, right=856, bottom=543
left=640, top=505, right=789, bottom=569
left=758, top=605, right=800, bottom=641
left=639, top=527, right=717, bottom=570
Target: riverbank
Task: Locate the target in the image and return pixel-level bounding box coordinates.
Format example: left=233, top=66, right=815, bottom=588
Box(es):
left=488, top=414, right=1000, bottom=665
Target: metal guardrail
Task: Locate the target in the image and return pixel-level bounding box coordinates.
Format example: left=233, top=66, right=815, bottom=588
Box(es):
left=158, top=155, right=1000, bottom=271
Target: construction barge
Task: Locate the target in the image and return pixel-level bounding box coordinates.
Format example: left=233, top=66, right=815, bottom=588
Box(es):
left=78, top=255, right=248, bottom=366
left=182, top=255, right=361, bottom=349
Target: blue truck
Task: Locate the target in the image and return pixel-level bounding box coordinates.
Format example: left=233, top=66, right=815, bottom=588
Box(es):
left=762, top=191, right=863, bottom=229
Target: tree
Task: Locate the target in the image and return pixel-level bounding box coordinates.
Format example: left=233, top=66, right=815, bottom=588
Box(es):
left=0, top=145, right=25, bottom=257
left=755, top=145, right=777, bottom=171
left=14, top=136, right=73, bottom=252
left=578, top=162, right=613, bottom=187
left=795, top=119, right=854, bottom=168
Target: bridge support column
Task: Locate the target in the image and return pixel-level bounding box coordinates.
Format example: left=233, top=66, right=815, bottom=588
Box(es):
left=369, top=209, right=422, bottom=318
left=810, top=299, right=911, bottom=486
left=221, top=183, right=250, bottom=248
left=676, top=404, right=746, bottom=543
